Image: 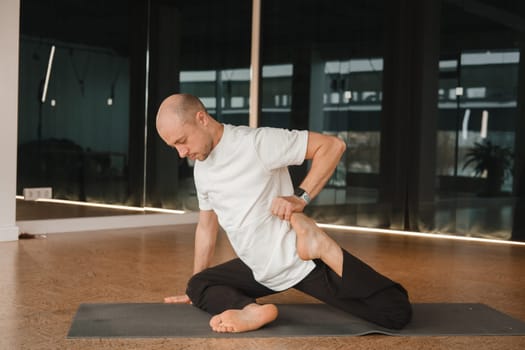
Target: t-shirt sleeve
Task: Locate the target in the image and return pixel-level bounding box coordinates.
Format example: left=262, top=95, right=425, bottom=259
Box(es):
left=196, top=191, right=212, bottom=211
left=193, top=164, right=213, bottom=211
left=253, top=127, right=308, bottom=171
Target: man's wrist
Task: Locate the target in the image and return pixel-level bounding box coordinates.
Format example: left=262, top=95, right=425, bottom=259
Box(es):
left=294, top=187, right=311, bottom=205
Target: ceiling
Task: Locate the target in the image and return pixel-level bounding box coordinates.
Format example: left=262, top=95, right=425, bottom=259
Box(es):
left=19, top=0, right=525, bottom=61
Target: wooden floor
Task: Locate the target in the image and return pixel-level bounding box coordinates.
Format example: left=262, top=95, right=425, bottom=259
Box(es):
left=1, top=223, right=524, bottom=349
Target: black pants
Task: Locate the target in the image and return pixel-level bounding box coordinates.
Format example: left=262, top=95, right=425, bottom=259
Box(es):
left=186, top=248, right=412, bottom=330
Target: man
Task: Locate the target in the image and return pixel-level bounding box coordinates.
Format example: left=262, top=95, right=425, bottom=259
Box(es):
left=156, top=93, right=412, bottom=333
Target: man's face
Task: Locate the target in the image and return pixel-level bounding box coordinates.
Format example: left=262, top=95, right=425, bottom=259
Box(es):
left=159, top=112, right=213, bottom=161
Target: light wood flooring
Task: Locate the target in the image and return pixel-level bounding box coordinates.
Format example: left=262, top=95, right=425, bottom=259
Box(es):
left=1, top=223, right=524, bottom=349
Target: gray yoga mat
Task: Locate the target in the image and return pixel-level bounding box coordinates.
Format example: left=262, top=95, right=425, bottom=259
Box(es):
left=67, top=303, right=525, bottom=338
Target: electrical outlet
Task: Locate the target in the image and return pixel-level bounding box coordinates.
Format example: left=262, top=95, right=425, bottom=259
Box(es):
left=23, top=187, right=53, bottom=201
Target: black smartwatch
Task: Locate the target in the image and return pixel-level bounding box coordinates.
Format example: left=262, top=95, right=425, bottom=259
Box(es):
left=294, top=187, right=311, bottom=205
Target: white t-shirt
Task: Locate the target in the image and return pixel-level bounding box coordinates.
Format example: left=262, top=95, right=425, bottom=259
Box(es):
left=194, top=124, right=316, bottom=291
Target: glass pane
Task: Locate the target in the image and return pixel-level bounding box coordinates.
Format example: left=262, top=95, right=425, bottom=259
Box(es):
left=261, top=0, right=385, bottom=227
left=145, top=0, right=251, bottom=210
left=180, top=68, right=251, bottom=126
left=436, top=1, right=523, bottom=241
left=260, top=64, right=293, bottom=128
left=17, top=0, right=139, bottom=219
left=321, top=58, right=383, bottom=227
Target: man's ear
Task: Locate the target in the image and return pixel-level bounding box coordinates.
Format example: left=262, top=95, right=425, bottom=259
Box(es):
left=195, top=110, right=208, bottom=126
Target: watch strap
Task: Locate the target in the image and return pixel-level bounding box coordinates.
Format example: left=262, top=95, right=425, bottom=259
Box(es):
left=294, top=187, right=311, bottom=205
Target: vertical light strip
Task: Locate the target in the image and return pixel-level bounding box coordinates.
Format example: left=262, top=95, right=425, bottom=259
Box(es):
left=143, top=0, right=152, bottom=207
left=41, top=45, right=56, bottom=103
left=461, top=108, right=470, bottom=140
left=480, top=110, right=489, bottom=139
left=249, top=0, right=261, bottom=128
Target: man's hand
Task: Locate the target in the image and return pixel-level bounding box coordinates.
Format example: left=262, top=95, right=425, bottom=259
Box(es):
left=164, top=294, right=192, bottom=304
left=271, top=195, right=306, bottom=221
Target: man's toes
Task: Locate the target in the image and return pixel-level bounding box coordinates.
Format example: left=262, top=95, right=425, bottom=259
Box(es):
left=211, top=323, right=234, bottom=333
left=210, top=315, right=221, bottom=328
left=210, top=315, right=236, bottom=333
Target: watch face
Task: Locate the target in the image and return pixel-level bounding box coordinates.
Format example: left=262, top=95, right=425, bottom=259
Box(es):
left=294, top=187, right=310, bottom=204
left=301, top=192, right=311, bottom=204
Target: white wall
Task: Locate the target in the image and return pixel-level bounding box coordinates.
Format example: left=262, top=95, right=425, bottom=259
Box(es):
left=0, top=0, right=20, bottom=242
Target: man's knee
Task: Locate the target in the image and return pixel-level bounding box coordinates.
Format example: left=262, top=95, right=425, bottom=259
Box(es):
left=377, top=298, right=412, bottom=330
left=185, top=272, right=209, bottom=307
left=371, top=286, right=412, bottom=330
left=185, top=271, right=255, bottom=315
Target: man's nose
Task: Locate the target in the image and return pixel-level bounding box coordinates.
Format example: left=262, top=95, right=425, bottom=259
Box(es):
left=176, top=146, right=188, bottom=158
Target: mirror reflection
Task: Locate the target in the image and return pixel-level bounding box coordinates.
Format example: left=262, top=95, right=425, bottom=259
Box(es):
left=17, top=0, right=525, bottom=242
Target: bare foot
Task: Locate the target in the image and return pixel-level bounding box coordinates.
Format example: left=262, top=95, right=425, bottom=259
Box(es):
left=290, top=213, right=343, bottom=276
left=290, top=213, right=329, bottom=260
left=209, top=303, right=278, bottom=333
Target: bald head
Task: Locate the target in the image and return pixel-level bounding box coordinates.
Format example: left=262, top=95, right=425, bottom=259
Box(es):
left=156, top=94, right=223, bottom=161
left=156, top=93, right=207, bottom=129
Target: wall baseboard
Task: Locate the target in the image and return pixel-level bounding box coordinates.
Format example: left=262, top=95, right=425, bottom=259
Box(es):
left=0, top=225, right=20, bottom=242
left=16, top=212, right=199, bottom=235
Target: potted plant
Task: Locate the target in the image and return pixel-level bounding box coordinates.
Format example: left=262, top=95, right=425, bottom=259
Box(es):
left=463, top=140, right=513, bottom=196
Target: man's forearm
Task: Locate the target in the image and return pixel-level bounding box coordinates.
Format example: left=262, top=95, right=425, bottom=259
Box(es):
left=300, top=133, right=346, bottom=200
left=270, top=133, right=346, bottom=221
left=192, top=212, right=219, bottom=275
